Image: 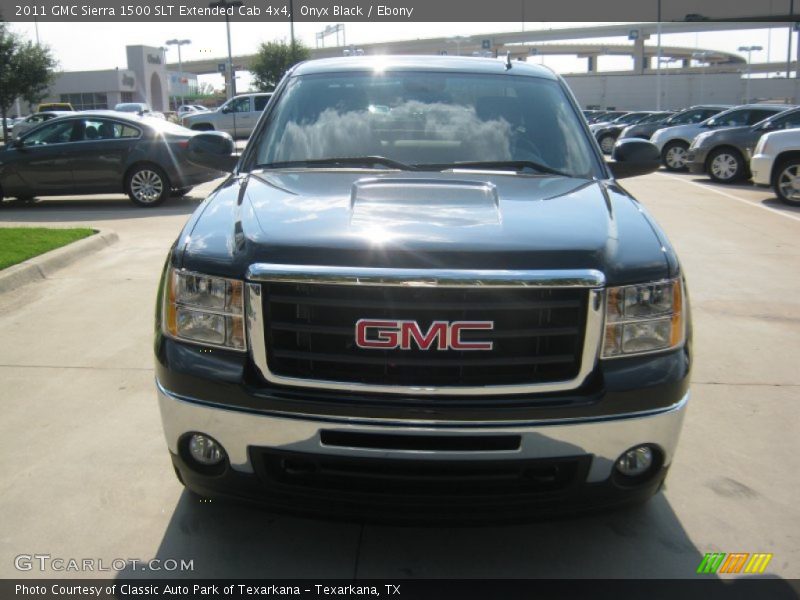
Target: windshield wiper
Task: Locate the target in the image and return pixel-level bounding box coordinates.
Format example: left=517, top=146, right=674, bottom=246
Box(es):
left=259, top=156, right=419, bottom=171
left=421, top=160, right=571, bottom=178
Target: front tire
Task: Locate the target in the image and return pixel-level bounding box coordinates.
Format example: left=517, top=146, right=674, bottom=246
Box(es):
left=598, top=134, right=617, bottom=155
left=707, top=148, right=746, bottom=183
left=662, top=141, right=689, bottom=171
left=773, top=160, right=800, bottom=206
left=125, top=165, right=169, bottom=207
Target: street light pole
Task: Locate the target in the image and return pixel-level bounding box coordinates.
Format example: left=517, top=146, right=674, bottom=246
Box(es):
left=655, top=0, right=662, bottom=110
left=738, top=45, right=763, bottom=103
left=209, top=0, right=243, bottom=99
left=289, top=0, right=295, bottom=61
left=166, top=38, right=191, bottom=108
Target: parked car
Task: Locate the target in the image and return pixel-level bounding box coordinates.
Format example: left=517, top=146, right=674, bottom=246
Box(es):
left=651, top=104, right=792, bottom=171
left=37, top=102, right=74, bottom=112
left=618, top=105, right=730, bottom=142
left=585, top=110, right=627, bottom=125
left=751, top=128, right=800, bottom=206
left=0, top=112, right=228, bottom=207
left=11, top=111, right=73, bottom=140
left=687, top=107, right=800, bottom=183
left=155, top=56, right=690, bottom=519
left=114, top=102, right=166, bottom=120
left=589, top=111, right=651, bottom=135
left=594, top=112, right=673, bottom=155
left=177, top=104, right=207, bottom=117
left=582, top=109, right=602, bottom=120
left=181, top=93, right=272, bottom=139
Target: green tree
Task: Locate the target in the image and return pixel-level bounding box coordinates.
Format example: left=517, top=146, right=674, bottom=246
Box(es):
left=0, top=21, right=58, bottom=143
left=250, top=40, right=310, bottom=92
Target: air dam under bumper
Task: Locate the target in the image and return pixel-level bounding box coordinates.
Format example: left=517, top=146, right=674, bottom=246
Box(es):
left=158, top=382, right=688, bottom=520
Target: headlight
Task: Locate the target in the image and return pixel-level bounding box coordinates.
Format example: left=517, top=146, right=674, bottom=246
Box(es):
left=602, top=278, right=685, bottom=358
left=754, top=134, right=769, bottom=156
left=162, top=268, right=246, bottom=351
left=690, top=132, right=712, bottom=149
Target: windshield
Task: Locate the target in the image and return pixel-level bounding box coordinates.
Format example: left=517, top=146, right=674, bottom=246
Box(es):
left=638, top=112, right=670, bottom=124
left=252, top=71, right=597, bottom=178
left=613, top=112, right=647, bottom=124
left=115, top=103, right=147, bottom=113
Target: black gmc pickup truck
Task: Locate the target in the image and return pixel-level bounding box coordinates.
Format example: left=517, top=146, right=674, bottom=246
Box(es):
left=154, top=56, right=691, bottom=520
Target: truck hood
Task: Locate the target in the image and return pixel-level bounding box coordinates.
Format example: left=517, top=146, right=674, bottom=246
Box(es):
left=179, top=170, right=674, bottom=285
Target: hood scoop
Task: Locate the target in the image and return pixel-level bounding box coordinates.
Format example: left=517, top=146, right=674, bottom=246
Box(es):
left=350, top=177, right=501, bottom=228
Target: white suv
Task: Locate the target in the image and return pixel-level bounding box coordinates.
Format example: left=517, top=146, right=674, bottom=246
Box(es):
left=751, top=128, right=800, bottom=206
left=181, top=93, right=272, bottom=139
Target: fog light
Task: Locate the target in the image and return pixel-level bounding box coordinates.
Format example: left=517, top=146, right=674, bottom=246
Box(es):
left=188, top=434, right=225, bottom=466
left=615, top=445, right=654, bottom=477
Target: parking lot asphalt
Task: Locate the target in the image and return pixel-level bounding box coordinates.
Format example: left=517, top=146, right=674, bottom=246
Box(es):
left=0, top=172, right=798, bottom=580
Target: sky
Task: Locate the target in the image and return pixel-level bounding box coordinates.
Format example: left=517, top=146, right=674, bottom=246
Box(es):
left=7, top=20, right=796, bottom=91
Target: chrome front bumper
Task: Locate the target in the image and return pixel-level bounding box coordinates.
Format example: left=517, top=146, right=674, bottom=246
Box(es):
left=157, top=381, right=688, bottom=484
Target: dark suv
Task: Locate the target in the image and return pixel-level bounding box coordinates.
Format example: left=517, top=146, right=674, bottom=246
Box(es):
left=155, top=56, right=691, bottom=520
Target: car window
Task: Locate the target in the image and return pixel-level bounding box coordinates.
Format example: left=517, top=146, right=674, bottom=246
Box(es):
left=76, top=118, right=141, bottom=140
left=669, top=109, right=704, bottom=125
left=771, top=111, right=800, bottom=130
left=612, top=113, right=642, bottom=124
left=254, top=95, right=271, bottom=111
left=228, top=97, right=251, bottom=113
left=708, top=110, right=749, bottom=127
left=700, top=109, right=723, bottom=120
left=27, top=115, right=46, bottom=124
left=254, top=71, right=598, bottom=178
left=22, top=120, right=77, bottom=145
left=747, top=109, right=781, bottom=125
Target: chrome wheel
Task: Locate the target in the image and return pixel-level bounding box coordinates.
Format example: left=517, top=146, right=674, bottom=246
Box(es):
left=130, top=169, right=164, bottom=204
left=664, top=145, right=688, bottom=170
left=710, top=153, right=739, bottom=181
left=599, top=135, right=616, bottom=155
left=777, top=164, right=800, bottom=204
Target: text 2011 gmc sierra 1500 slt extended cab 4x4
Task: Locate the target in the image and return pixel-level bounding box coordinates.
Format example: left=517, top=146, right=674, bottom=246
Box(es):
left=155, top=56, right=691, bottom=520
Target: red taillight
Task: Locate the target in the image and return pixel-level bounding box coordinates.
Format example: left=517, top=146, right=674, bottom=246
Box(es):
left=177, top=139, right=190, bottom=149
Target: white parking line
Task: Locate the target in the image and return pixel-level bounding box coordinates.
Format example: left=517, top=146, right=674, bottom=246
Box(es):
left=657, top=172, right=800, bottom=224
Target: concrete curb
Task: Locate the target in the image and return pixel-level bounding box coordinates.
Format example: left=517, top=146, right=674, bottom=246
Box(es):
left=0, top=228, right=119, bottom=294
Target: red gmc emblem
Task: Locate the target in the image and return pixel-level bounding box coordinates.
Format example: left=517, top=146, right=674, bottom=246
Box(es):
left=355, top=319, right=494, bottom=351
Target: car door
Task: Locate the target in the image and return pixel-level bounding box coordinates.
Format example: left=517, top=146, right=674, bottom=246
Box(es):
left=215, top=96, right=249, bottom=137
left=230, top=96, right=255, bottom=139
left=1, top=119, right=78, bottom=196
left=66, top=118, right=142, bottom=193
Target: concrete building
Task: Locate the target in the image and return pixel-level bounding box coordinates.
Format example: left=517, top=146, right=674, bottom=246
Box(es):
left=564, top=72, right=800, bottom=110
left=39, top=45, right=195, bottom=112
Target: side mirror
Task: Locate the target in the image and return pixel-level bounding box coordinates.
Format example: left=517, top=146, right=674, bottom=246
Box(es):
left=187, top=132, right=238, bottom=172
left=221, top=105, right=232, bottom=114
left=11, top=138, right=25, bottom=149
left=760, top=121, right=775, bottom=131
left=608, top=138, right=660, bottom=179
